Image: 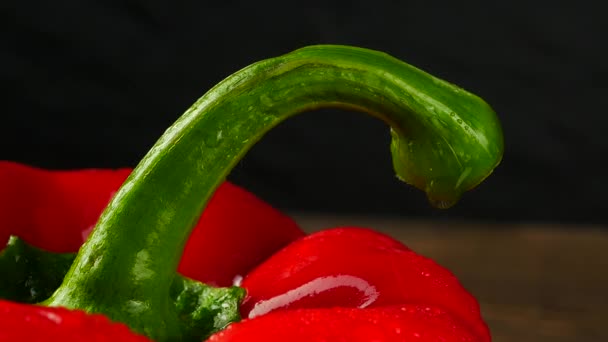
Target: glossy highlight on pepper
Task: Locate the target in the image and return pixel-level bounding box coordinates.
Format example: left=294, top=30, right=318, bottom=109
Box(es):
left=239, top=227, right=490, bottom=341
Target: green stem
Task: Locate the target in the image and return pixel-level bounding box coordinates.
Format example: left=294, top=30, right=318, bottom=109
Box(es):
left=45, top=45, right=503, bottom=340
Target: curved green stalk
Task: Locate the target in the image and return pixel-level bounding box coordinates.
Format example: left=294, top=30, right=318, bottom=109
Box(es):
left=46, top=45, right=503, bottom=341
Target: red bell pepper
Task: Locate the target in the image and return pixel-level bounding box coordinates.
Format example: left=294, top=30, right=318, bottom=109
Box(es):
left=0, top=169, right=489, bottom=341
left=0, top=162, right=306, bottom=340
left=0, top=299, right=152, bottom=341
left=208, top=306, right=480, bottom=342
left=0, top=45, right=503, bottom=341
left=0, top=161, right=305, bottom=286
left=237, top=227, right=490, bottom=341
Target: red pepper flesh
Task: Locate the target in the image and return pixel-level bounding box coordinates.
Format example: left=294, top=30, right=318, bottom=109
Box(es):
left=0, top=161, right=304, bottom=286
left=178, top=181, right=305, bottom=287
left=207, top=305, right=479, bottom=342
left=0, top=161, right=131, bottom=253
left=0, top=299, right=151, bottom=341
left=1, top=163, right=489, bottom=341
left=240, top=227, right=489, bottom=341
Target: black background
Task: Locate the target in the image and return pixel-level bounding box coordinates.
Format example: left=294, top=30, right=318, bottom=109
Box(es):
left=2, top=1, right=607, bottom=224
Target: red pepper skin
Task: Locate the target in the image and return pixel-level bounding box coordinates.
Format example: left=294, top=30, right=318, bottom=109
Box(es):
left=0, top=299, right=151, bottom=341
left=240, top=227, right=489, bottom=341
left=0, top=162, right=489, bottom=341
left=207, top=305, right=478, bottom=342
left=178, top=181, right=305, bottom=287
left=0, top=162, right=304, bottom=286
left=0, top=161, right=131, bottom=253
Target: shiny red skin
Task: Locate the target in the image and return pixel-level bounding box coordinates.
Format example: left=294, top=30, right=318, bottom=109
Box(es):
left=1, top=162, right=490, bottom=341
left=0, top=161, right=304, bottom=286
left=240, top=227, right=490, bottom=341
left=0, top=161, right=131, bottom=252
left=0, top=299, right=151, bottom=341
left=178, top=181, right=305, bottom=286
left=207, top=305, right=478, bottom=342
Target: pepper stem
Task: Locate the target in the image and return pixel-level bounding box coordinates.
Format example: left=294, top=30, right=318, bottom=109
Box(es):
left=45, top=45, right=503, bottom=341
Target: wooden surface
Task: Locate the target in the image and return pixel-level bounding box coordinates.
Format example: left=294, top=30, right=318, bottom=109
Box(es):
left=292, top=214, right=608, bottom=342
